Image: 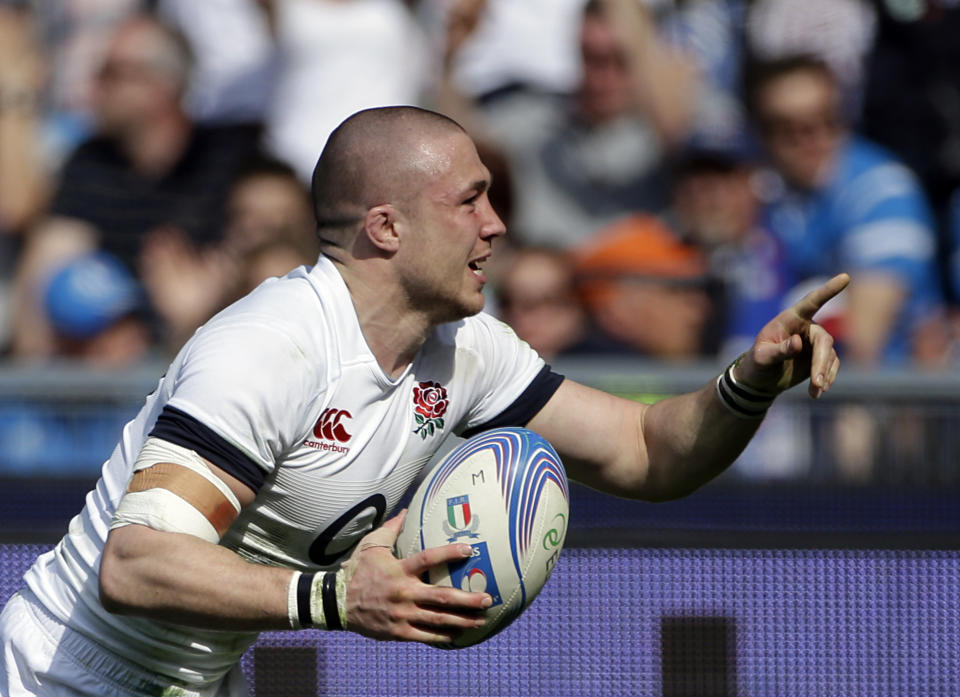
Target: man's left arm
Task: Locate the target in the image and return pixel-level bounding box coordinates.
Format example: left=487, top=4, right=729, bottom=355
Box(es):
left=527, top=274, right=850, bottom=500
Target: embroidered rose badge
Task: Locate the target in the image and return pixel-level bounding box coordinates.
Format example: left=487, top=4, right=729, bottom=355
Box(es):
left=412, top=381, right=448, bottom=439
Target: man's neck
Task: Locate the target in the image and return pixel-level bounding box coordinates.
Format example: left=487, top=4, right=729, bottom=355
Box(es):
left=331, top=258, right=433, bottom=379
left=118, top=111, right=192, bottom=178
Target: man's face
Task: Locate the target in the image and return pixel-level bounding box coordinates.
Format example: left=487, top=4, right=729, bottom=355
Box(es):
left=674, top=168, right=757, bottom=246
left=94, top=22, right=180, bottom=135
left=499, top=250, right=583, bottom=359
left=396, top=132, right=506, bottom=323
left=755, top=70, right=843, bottom=190
left=225, top=175, right=314, bottom=255
left=578, top=14, right=633, bottom=125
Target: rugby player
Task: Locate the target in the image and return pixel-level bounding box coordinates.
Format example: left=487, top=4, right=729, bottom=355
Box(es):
left=0, top=106, right=847, bottom=697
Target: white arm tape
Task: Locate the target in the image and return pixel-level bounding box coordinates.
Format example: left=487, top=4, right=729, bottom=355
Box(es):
left=112, top=489, right=222, bottom=543
left=111, top=436, right=242, bottom=542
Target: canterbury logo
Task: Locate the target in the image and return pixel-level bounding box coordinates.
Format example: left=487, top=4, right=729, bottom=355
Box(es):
left=313, top=408, right=352, bottom=443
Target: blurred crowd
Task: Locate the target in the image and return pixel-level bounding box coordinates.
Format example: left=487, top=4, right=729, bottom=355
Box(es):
left=2, top=0, right=960, bottom=371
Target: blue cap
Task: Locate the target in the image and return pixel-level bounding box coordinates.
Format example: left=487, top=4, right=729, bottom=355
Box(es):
left=43, top=252, right=143, bottom=339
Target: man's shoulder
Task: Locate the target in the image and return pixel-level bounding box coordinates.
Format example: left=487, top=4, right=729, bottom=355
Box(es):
left=216, top=261, right=369, bottom=353
left=214, top=265, right=325, bottom=321
left=173, top=269, right=343, bottom=401
left=843, top=135, right=899, bottom=166
left=838, top=136, right=920, bottom=188
left=831, top=136, right=930, bottom=216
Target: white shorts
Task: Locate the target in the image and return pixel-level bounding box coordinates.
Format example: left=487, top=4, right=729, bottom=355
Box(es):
left=0, top=590, right=250, bottom=697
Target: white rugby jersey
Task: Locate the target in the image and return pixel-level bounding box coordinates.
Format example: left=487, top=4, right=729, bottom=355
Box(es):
left=22, top=256, right=562, bottom=691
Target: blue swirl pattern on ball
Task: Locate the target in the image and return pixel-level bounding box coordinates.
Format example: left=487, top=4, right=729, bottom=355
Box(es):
left=419, top=427, right=569, bottom=609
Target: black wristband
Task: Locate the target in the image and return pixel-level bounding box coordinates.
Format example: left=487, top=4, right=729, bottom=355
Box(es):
left=322, top=571, right=343, bottom=631
left=296, top=572, right=315, bottom=628
left=715, top=361, right=776, bottom=419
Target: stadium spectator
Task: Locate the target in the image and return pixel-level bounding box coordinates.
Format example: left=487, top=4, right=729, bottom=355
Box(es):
left=572, top=215, right=716, bottom=359
left=140, top=157, right=319, bottom=351
left=748, top=55, right=945, bottom=365
left=0, top=106, right=847, bottom=696
left=42, top=251, right=151, bottom=366
left=666, top=148, right=794, bottom=358
left=15, top=0, right=143, bottom=163
left=495, top=245, right=629, bottom=359
left=438, top=0, right=699, bottom=248
left=745, top=0, right=877, bottom=119
left=9, top=13, right=261, bottom=359
left=220, top=157, right=318, bottom=261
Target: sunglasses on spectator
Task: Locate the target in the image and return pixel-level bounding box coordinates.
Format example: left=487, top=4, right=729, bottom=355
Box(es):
left=759, top=110, right=841, bottom=143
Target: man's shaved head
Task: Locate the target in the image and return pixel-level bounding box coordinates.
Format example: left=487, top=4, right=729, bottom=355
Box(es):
left=311, top=106, right=467, bottom=244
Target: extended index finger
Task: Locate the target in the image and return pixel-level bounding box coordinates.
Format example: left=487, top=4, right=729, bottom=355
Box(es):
left=792, top=273, right=851, bottom=320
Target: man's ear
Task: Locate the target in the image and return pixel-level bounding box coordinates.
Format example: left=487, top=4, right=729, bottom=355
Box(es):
left=363, top=204, right=402, bottom=253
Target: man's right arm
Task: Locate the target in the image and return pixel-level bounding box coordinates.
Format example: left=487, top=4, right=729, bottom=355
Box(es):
left=99, top=445, right=490, bottom=643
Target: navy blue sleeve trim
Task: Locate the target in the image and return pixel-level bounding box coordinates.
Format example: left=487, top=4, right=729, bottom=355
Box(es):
left=461, top=365, right=565, bottom=438
left=149, top=405, right=267, bottom=494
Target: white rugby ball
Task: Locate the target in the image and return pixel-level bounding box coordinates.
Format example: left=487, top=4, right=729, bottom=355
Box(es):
left=396, top=427, right=569, bottom=649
